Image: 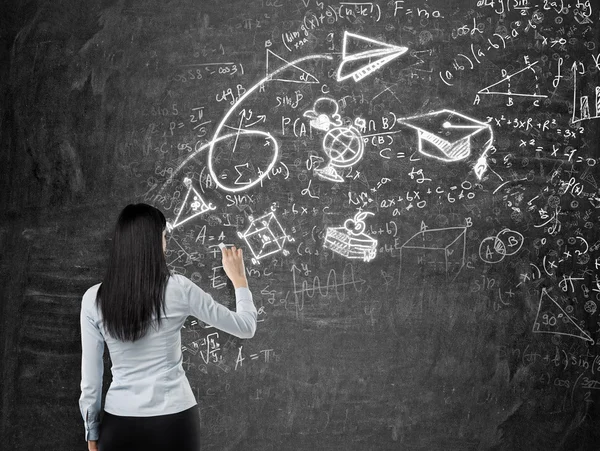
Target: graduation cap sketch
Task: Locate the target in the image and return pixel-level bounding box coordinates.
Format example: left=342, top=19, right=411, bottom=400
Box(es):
left=336, top=32, right=409, bottom=82
left=397, top=109, right=494, bottom=179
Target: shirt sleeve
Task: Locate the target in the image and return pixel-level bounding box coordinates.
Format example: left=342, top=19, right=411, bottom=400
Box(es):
left=79, top=292, right=104, bottom=441
left=180, top=276, right=257, bottom=339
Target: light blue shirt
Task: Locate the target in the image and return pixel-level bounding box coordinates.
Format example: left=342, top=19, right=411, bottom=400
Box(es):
left=79, top=274, right=257, bottom=441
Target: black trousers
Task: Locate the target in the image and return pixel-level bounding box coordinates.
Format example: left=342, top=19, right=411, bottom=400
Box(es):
left=98, top=406, right=201, bottom=451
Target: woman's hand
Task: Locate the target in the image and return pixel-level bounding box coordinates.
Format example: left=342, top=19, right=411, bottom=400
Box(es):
left=88, top=440, right=98, bottom=450
left=220, top=245, right=248, bottom=288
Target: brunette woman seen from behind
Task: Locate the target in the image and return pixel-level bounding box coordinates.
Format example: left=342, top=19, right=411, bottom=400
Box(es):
left=79, top=203, right=256, bottom=451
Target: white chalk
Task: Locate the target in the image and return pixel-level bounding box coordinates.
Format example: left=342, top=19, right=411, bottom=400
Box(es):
left=218, top=242, right=226, bottom=250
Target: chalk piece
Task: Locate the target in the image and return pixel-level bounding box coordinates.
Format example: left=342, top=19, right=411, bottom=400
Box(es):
left=218, top=242, right=226, bottom=250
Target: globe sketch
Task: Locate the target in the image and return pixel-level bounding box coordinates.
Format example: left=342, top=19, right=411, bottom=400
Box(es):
left=322, top=126, right=364, bottom=168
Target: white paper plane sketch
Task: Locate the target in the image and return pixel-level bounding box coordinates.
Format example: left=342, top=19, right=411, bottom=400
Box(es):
left=478, top=228, right=524, bottom=264
left=397, top=109, right=494, bottom=180
left=398, top=227, right=466, bottom=280
left=266, top=49, right=320, bottom=84
left=167, top=177, right=216, bottom=230
left=477, top=62, right=547, bottom=98
left=238, top=208, right=294, bottom=264
left=337, top=31, right=409, bottom=82
left=323, top=212, right=377, bottom=262
left=532, top=289, right=594, bottom=344
left=304, top=97, right=364, bottom=182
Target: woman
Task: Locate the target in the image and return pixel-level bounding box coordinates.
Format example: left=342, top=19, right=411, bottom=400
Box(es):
left=79, top=203, right=256, bottom=450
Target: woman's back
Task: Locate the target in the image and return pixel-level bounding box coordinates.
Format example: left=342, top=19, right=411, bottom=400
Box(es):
left=79, top=203, right=255, bottom=450
left=83, top=276, right=188, bottom=416
left=80, top=274, right=255, bottom=441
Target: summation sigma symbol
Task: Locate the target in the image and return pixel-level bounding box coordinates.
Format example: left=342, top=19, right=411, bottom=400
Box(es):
left=304, top=97, right=364, bottom=182
left=238, top=207, right=294, bottom=265
left=167, top=177, right=216, bottom=231
left=324, top=211, right=378, bottom=262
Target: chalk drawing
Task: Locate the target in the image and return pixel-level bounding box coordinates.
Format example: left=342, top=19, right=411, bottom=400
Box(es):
left=399, top=226, right=466, bottom=280
left=304, top=97, right=364, bottom=182
left=167, top=177, right=216, bottom=231
left=571, top=61, right=600, bottom=124
left=155, top=54, right=333, bottom=199
left=207, top=53, right=335, bottom=193
left=477, top=61, right=547, bottom=99
left=303, top=97, right=343, bottom=131
left=478, top=228, right=524, bottom=264
left=159, top=32, right=408, bottom=195
left=238, top=207, right=293, bottom=264
left=265, top=49, right=320, bottom=84
left=324, top=211, right=377, bottom=262
left=397, top=109, right=494, bottom=180
left=532, top=288, right=594, bottom=344
left=337, top=31, right=409, bottom=82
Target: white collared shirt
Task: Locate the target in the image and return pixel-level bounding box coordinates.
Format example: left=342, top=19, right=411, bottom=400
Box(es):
left=79, top=274, right=256, bottom=441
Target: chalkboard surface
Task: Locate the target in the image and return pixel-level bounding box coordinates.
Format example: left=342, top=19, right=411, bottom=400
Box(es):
left=1, top=0, right=600, bottom=449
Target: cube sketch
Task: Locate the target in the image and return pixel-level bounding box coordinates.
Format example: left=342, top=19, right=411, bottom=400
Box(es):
left=399, top=227, right=466, bottom=281
left=238, top=210, right=293, bottom=264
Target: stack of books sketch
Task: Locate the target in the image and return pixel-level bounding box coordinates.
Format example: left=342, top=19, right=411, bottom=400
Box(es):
left=324, top=228, right=377, bottom=262
left=323, top=212, right=377, bottom=262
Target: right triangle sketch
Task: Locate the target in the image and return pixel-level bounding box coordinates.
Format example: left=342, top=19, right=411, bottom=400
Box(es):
left=265, top=50, right=319, bottom=84
left=532, top=289, right=594, bottom=344
left=478, top=61, right=547, bottom=99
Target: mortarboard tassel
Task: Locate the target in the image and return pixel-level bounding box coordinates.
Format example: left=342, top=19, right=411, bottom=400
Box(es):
left=473, top=126, right=494, bottom=180
left=474, top=155, right=488, bottom=180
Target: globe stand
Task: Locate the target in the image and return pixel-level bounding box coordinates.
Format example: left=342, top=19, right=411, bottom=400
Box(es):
left=314, top=164, right=344, bottom=182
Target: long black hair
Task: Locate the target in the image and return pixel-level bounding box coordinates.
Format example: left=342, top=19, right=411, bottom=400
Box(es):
left=97, top=203, right=170, bottom=341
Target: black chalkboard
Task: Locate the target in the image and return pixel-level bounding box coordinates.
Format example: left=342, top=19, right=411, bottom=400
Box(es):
left=1, top=0, right=600, bottom=449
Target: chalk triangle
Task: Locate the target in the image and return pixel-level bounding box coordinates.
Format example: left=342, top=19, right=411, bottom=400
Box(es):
left=477, top=62, right=546, bottom=98
left=169, top=178, right=216, bottom=229
left=581, top=168, right=598, bottom=189
left=337, top=32, right=408, bottom=82
left=342, top=32, right=407, bottom=59
left=266, top=50, right=319, bottom=84
left=532, top=289, right=594, bottom=344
